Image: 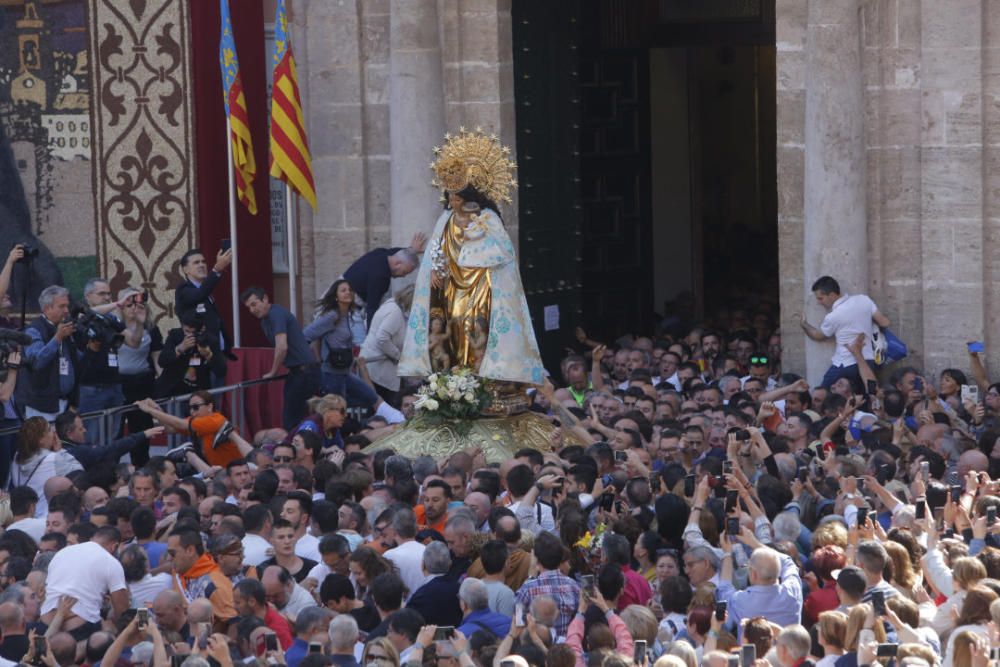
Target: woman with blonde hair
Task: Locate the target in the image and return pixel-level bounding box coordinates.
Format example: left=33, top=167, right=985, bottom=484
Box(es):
left=815, top=611, right=847, bottom=667
left=291, top=393, right=349, bottom=450
left=620, top=605, right=660, bottom=659
left=812, top=521, right=849, bottom=550
left=842, top=603, right=886, bottom=667
left=362, top=637, right=400, bottom=667
left=884, top=541, right=919, bottom=598
left=949, top=630, right=980, bottom=667
left=928, top=555, right=987, bottom=637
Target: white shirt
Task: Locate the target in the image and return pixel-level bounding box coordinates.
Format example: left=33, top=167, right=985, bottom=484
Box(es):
left=509, top=499, right=556, bottom=534
left=295, top=533, right=321, bottom=562
left=6, top=517, right=45, bottom=543
left=280, top=583, right=315, bottom=621
left=384, top=540, right=426, bottom=600
left=306, top=562, right=332, bottom=584
left=42, top=542, right=127, bottom=622
left=820, top=293, right=878, bottom=367
left=129, top=572, right=173, bottom=608
left=242, top=533, right=271, bottom=567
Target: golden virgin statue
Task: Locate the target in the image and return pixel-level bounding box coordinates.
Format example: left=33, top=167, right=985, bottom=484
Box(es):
left=398, top=128, right=545, bottom=386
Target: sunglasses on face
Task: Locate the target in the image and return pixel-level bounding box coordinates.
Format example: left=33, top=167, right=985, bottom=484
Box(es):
left=272, top=455, right=293, bottom=462
left=189, top=402, right=207, bottom=411
left=749, top=356, right=769, bottom=366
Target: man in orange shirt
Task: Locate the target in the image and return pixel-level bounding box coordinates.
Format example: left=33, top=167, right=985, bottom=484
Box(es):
left=414, top=479, right=451, bottom=535
left=135, top=392, right=248, bottom=467
left=168, top=529, right=236, bottom=631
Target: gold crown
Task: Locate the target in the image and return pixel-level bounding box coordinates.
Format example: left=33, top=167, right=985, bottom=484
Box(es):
left=430, top=127, right=517, bottom=205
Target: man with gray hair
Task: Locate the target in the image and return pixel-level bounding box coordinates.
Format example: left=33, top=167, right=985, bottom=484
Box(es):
left=384, top=507, right=425, bottom=599
left=725, top=545, right=802, bottom=636
left=342, top=235, right=425, bottom=326
left=775, top=624, right=814, bottom=667
left=456, top=578, right=511, bottom=638
left=327, top=614, right=361, bottom=667
left=286, top=606, right=335, bottom=667
left=406, top=541, right=462, bottom=627
left=682, top=545, right=732, bottom=600
left=76, top=277, right=125, bottom=436
left=444, top=514, right=477, bottom=576
left=17, top=285, right=77, bottom=421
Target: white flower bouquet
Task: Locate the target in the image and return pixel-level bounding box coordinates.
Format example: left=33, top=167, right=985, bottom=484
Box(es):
left=412, top=367, right=491, bottom=427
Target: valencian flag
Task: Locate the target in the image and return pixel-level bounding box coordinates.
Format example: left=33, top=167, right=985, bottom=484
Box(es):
left=269, top=0, right=317, bottom=210
left=219, top=0, right=257, bottom=215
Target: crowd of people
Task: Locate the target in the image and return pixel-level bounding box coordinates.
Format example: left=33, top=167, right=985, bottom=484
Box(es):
left=1, top=236, right=999, bottom=667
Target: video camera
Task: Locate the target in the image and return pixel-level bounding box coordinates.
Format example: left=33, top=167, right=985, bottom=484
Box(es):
left=70, top=305, right=125, bottom=349
left=0, top=328, right=31, bottom=369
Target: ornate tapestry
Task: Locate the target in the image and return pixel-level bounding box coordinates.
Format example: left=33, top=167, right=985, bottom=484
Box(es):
left=87, top=0, right=195, bottom=324
left=0, top=0, right=195, bottom=325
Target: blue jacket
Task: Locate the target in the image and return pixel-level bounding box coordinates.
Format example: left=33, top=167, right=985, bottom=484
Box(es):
left=457, top=608, right=511, bottom=639
left=61, top=433, right=148, bottom=470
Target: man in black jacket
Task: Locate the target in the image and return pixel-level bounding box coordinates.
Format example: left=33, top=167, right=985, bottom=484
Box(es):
left=16, top=285, right=78, bottom=420
left=174, top=247, right=233, bottom=383
left=155, top=311, right=227, bottom=398
left=53, top=410, right=163, bottom=469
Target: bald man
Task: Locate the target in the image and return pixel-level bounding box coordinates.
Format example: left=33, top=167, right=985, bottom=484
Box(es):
left=463, top=492, right=491, bottom=532
left=958, top=449, right=989, bottom=479
left=82, top=487, right=109, bottom=512
left=0, top=602, right=27, bottom=662
left=261, top=565, right=314, bottom=621
left=48, top=632, right=77, bottom=667
left=188, top=598, right=215, bottom=626
left=152, top=590, right=189, bottom=638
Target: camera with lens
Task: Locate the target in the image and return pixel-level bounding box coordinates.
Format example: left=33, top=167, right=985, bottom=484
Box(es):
left=13, top=243, right=39, bottom=263
left=0, top=328, right=31, bottom=370
left=71, top=305, right=125, bottom=349
left=182, top=313, right=212, bottom=348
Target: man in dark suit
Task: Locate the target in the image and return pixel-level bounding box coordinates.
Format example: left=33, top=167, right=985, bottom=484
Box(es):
left=405, top=541, right=462, bottom=627
left=341, top=233, right=425, bottom=325
left=174, top=247, right=233, bottom=383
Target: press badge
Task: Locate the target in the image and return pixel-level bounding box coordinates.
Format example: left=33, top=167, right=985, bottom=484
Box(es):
left=189, top=354, right=202, bottom=367
left=196, top=303, right=207, bottom=314
left=108, top=353, right=119, bottom=368
left=59, top=357, right=69, bottom=376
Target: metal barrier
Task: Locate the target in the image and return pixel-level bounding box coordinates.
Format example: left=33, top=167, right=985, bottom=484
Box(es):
left=0, top=373, right=375, bottom=448
left=0, top=375, right=290, bottom=447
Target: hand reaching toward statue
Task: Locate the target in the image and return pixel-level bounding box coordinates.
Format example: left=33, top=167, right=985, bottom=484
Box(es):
left=431, top=271, right=444, bottom=290
left=410, top=232, right=428, bottom=253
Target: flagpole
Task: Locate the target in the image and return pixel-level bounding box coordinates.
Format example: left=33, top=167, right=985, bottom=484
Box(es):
left=285, top=184, right=298, bottom=319
left=225, top=116, right=242, bottom=347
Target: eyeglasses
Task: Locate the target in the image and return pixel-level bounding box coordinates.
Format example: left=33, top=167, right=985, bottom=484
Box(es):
left=655, top=548, right=679, bottom=559
left=189, top=402, right=207, bottom=411
left=750, top=356, right=769, bottom=366
left=273, top=455, right=293, bottom=463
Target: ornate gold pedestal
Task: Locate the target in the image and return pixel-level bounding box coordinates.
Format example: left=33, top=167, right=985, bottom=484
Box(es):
left=362, top=411, right=582, bottom=464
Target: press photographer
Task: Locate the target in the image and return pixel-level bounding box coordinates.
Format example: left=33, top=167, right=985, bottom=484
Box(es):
left=0, top=328, right=27, bottom=487
left=72, top=278, right=127, bottom=437
left=15, top=285, right=78, bottom=422
left=155, top=310, right=226, bottom=397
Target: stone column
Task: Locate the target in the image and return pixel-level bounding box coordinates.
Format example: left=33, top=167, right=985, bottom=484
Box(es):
left=802, top=0, right=868, bottom=383
left=389, top=0, right=447, bottom=247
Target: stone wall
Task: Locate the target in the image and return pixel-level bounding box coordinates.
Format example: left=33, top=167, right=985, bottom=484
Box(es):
left=778, top=0, right=1000, bottom=382
left=288, top=0, right=517, bottom=307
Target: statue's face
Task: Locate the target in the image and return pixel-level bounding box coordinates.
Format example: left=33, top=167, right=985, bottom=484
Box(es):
left=448, top=191, right=465, bottom=209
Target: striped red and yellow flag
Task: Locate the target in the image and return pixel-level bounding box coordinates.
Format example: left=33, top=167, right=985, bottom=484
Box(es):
left=219, top=0, right=257, bottom=215
left=269, top=0, right=317, bottom=211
